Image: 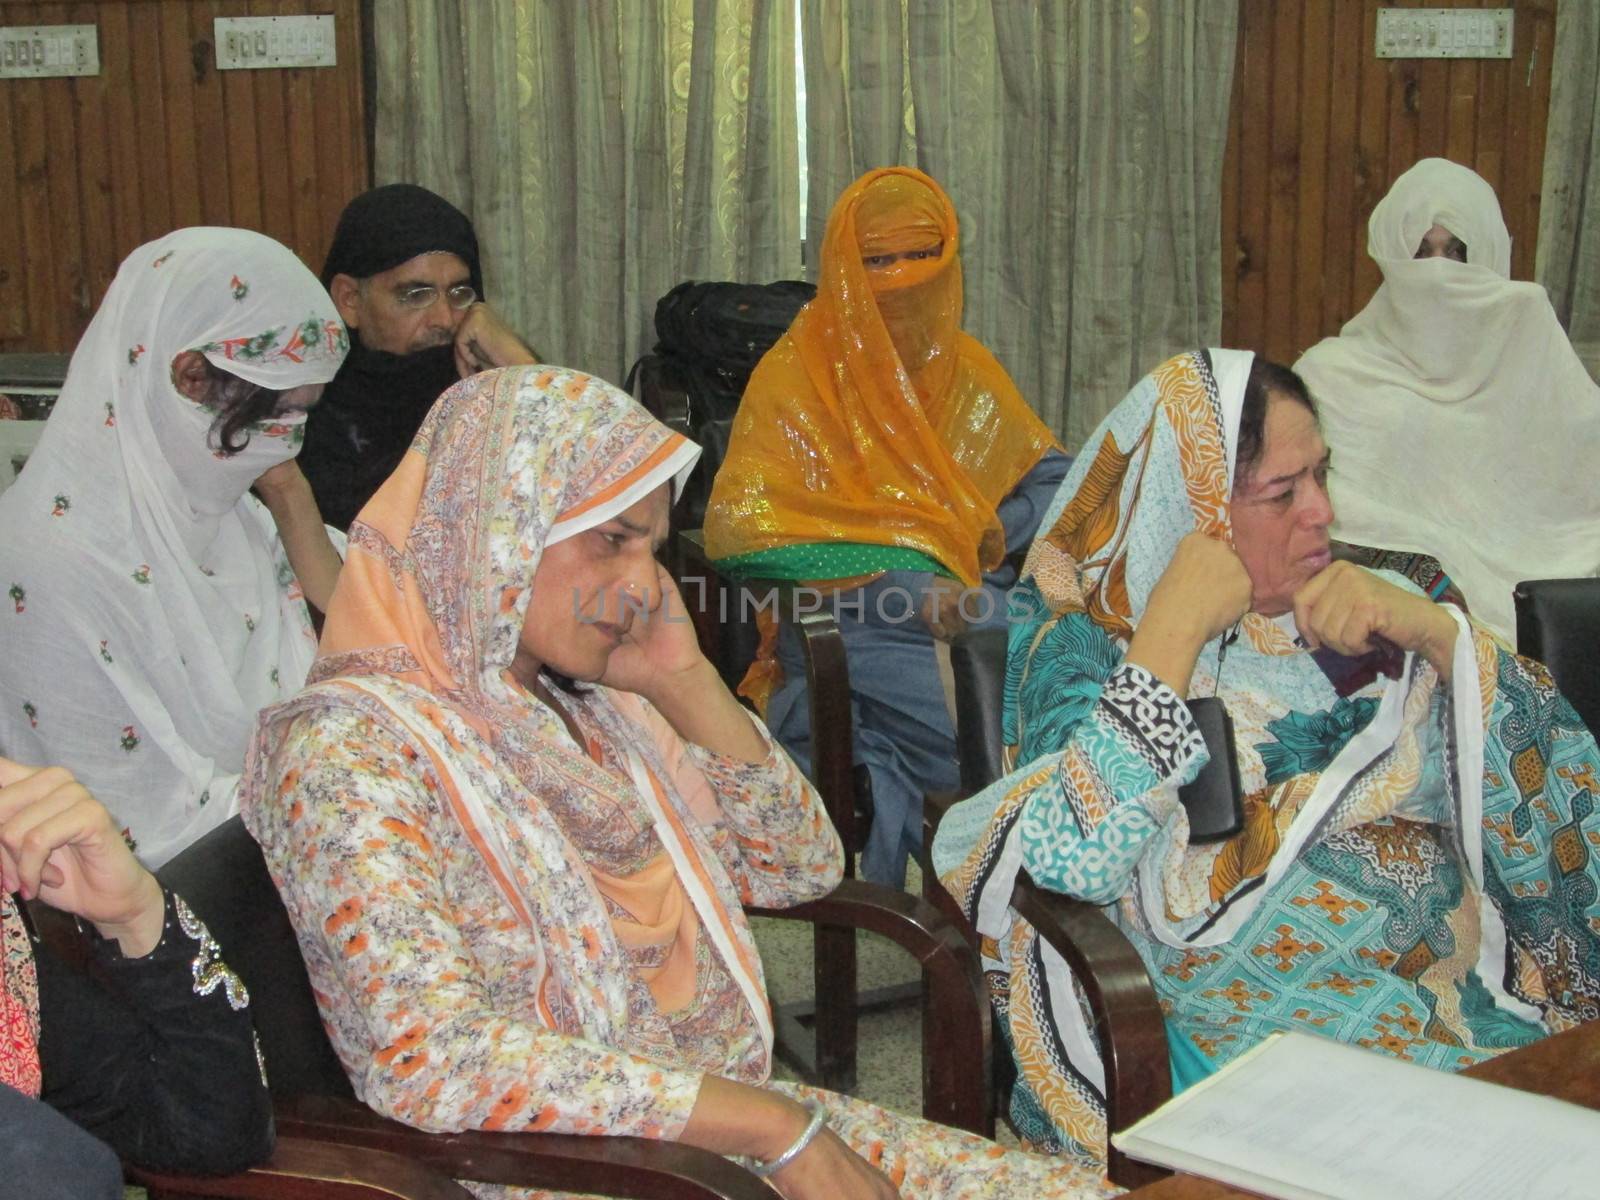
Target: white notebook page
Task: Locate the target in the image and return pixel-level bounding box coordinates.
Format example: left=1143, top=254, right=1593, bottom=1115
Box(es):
left=1111, top=1031, right=1600, bottom=1200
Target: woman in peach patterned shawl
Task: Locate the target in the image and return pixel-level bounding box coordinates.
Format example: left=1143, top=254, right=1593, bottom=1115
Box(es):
left=242, top=365, right=1116, bottom=1198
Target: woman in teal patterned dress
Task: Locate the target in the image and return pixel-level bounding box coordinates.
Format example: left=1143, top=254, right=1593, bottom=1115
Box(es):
left=933, top=349, right=1600, bottom=1169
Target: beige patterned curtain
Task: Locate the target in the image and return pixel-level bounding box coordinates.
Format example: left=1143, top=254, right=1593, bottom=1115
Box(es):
left=372, top=0, right=800, bottom=386
left=1537, top=0, right=1600, bottom=381
left=802, top=0, right=1237, bottom=448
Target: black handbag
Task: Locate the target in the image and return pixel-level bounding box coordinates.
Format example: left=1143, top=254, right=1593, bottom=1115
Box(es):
left=1178, top=696, right=1244, bottom=843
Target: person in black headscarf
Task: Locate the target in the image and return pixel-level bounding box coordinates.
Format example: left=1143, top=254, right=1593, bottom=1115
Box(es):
left=300, top=184, right=539, bottom=530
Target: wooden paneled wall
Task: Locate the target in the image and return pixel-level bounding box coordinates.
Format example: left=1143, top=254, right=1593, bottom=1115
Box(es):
left=0, top=0, right=368, bottom=353
left=0, top=1, right=1560, bottom=363
left=1220, top=0, right=1556, bottom=365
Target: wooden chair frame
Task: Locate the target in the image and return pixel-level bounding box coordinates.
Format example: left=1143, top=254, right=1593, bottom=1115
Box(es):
left=150, top=821, right=988, bottom=1200
left=276, top=881, right=987, bottom=1199
left=131, top=1137, right=478, bottom=1200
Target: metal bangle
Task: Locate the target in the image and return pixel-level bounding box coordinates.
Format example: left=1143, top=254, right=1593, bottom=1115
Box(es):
left=749, top=1099, right=828, bottom=1178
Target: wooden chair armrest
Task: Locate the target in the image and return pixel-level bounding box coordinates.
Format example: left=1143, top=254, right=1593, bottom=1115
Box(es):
left=918, top=789, right=1170, bottom=1184
left=276, top=1097, right=776, bottom=1200
left=131, top=1136, right=478, bottom=1200
left=751, top=877, right=990, bottom=1134
left=1009, top=876, right=1171, bottom=1189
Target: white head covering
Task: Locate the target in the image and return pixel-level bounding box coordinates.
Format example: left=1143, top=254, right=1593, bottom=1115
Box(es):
left=0, top=227, right=348, bottom=866
left=1295, top=158, right=1600, bottom=643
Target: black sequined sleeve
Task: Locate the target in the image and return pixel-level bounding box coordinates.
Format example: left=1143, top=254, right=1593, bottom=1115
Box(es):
left=34, top=888, right=273, bottom=1174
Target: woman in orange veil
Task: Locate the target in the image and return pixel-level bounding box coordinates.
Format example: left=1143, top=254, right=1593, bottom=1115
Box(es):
left=706, top=168, right=1070, bottom=885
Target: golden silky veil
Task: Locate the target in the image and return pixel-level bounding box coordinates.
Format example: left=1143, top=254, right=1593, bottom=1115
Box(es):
left=705, top=167, right=1058, bottom=588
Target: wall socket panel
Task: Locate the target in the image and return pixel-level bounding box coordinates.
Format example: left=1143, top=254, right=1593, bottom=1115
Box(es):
left=1376, top=8, right=1512, bottom=58
left=214, top=15, right=336, bottom=71
left=0, top=25, right=100, bottom=79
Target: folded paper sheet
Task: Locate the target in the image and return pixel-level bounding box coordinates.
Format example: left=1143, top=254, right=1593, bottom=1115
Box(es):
left=1112, top=1031, right=1600, bottom=1200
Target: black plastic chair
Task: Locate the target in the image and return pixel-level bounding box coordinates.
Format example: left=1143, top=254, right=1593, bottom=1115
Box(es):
left=949, top=629, right=1011, bottom=793
left=159, top=816, right=988, bottom=1199
left=1514, top=578, right=1600, bottom=737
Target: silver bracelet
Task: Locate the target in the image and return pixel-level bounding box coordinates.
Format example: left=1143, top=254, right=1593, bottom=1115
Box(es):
left=750, top=1099, right=828, bottom=1178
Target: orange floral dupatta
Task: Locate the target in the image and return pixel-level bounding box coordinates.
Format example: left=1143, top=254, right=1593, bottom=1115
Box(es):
left=705, top=167, right=1058, bottom=589
left=245, top=367, right=778, bottom=1076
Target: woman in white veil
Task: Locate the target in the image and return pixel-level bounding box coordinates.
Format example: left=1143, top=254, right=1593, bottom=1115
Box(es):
left=0, top=228, right=347, bottom=866
left=1295, top=158, right=1600, bottom=644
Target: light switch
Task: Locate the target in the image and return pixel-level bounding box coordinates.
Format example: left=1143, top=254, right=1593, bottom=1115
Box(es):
left=1376, top=8, right=1513, bottom=59
left=214, top=15, right=336, bottom=70
left=0, top=25, right=99, bottom=77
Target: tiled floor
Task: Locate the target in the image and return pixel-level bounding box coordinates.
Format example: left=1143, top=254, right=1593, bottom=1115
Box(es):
left=753, top=904, right=925, bottom=1110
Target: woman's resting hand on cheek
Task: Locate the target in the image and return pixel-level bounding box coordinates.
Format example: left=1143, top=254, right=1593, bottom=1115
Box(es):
left=1127, top=532, right=1253, bottom=696
left=596, top=563, right=709, bottom=703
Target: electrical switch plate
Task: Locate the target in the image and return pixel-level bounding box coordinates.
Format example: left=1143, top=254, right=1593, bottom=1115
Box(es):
left=214, top=15, right=335, bottom=71
left=0, top=25, right=99, bottom=78
left=1376, top=8, right=1512, bottom=59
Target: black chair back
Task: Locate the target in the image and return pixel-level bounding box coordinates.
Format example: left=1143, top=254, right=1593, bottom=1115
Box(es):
left=949, top=629, right=1010, bottom=793
left=944, top=627, right=1017, bottom=1105
left=157, top=816, right=355, bottom=1102
left=1513, top=578, right=1600, bottom=737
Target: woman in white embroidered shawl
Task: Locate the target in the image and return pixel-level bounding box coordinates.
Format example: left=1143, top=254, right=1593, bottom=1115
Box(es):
left=0, top=228, right=347, bottom=866
left=240, top=365, right=1116, bottom=1199
left=1294, top=158, right=1600, bottom=644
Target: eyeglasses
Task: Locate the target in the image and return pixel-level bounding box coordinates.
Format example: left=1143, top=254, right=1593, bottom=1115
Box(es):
left=394, top=283, right=478, bottom=311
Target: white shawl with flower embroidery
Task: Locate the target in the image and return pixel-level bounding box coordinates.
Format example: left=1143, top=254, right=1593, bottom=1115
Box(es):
left=0, top=228, right=347, bottom=865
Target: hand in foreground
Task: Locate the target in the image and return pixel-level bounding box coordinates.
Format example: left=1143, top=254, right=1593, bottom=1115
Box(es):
left=0, top=757, right=165, bottom=956
left=453, top=302, right=538, bottom=378
left=681, top=1078, right=898, bottom=1200
left=596, top=563, right=708, bottom=702
left=771, top=1127, right=900, bottom=1200
left=1292, top=560, right=1459, bottom=682
left=919, top=575, right=971, bottom=642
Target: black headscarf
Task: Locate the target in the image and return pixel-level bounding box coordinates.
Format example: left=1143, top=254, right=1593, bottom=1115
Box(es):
left=301, top=185, right=483, bottom=531
left=320, top=183, right=483, bottom=294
